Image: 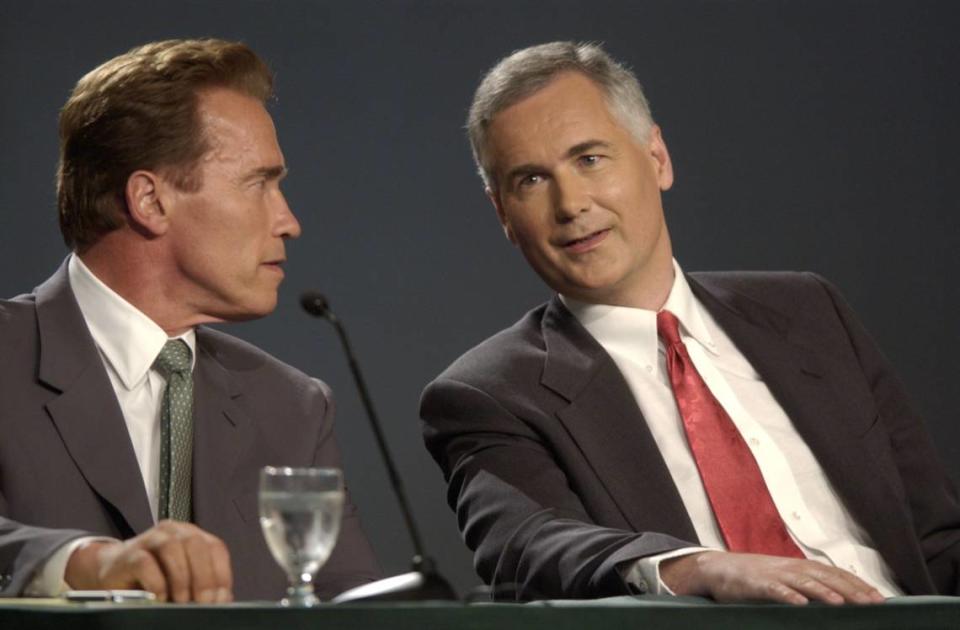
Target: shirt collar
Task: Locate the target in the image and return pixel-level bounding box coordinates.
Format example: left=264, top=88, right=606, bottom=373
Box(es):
left=68, top=254, right=197, bottom=390
left=661, top=260, right=718, bottom=355
left=562, top=259, right=719, bottom=359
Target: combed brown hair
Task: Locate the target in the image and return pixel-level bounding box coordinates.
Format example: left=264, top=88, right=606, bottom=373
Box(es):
left=57, top=38, right=273, bottom=250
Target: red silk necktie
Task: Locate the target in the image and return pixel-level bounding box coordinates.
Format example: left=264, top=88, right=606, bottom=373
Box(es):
left=657, top=310, right=804, bottom=558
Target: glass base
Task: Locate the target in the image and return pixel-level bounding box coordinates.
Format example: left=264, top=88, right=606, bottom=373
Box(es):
left=280, top=594, right=319, bottom=607
left=281, top=582, right=319, bottom=607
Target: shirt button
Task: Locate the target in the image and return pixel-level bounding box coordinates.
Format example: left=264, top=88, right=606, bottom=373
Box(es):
left=748, top=437, right=760, bottom=447
left=645, top=365, right=653, bottom=372
left=791, top=511, right=802, bottom=521
left=848, top=565, right=859, bottom=575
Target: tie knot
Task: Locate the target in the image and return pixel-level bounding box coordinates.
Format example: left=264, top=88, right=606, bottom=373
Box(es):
left=153, top=339, right=192, bottom=377
left=657, top=310, right=683, bottom=347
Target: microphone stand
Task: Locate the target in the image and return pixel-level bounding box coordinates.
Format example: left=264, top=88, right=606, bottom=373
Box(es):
left=300, top=292, right=457, bottom=602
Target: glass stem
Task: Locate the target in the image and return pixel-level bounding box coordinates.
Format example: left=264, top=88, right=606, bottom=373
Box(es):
left=284, top=572, right=318, bottom=606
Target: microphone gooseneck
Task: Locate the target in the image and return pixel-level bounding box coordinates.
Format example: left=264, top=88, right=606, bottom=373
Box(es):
left=300, top=291, right=456, bottom=602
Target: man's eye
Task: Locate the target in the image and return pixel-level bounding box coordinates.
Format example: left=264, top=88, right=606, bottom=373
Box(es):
left=579, top=155, right=602, bottom=167
left=517, top=174, right=544, bottom=189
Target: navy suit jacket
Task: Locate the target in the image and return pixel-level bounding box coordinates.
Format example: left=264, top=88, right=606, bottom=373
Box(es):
left=421, top=271, right=960, bottom=599
left=0, top=262, right=381, bottom=599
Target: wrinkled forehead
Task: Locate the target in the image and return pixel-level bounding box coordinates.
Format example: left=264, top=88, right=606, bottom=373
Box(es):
left=194, top=88, right=283, bottom=169
left=485, top=74, right=625, bottom=175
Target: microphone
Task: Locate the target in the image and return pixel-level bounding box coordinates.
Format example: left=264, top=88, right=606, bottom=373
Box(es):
left=299, top=291, right=332, bottom=319
left=299, top=291, right=457, bottom=602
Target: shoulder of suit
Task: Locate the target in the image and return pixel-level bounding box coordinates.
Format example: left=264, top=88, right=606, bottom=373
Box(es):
left=688, top=270, right=860, bottom=349
left=689, top=270, right=840, bottom=309
left=1, top=290, right=40, bottom=309
left=195, top=325, right=322, bottom=391
left=0, top=292, right=40, bottom=335
left=432, top=301, right=551, bottom=387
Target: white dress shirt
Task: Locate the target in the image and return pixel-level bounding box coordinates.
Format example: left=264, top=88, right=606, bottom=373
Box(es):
left=26, top=254, right=196, bottom=595
left=562, top=260, right=901, bottom=597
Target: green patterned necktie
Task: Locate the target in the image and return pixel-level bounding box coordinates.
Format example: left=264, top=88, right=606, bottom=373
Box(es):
left=154, top=339, right=194, bottom=522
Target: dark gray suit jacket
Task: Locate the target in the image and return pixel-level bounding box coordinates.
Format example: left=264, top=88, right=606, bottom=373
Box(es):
left=0, top=262, right=381, bottom=600
left=421, top=271, right=960, bottom=600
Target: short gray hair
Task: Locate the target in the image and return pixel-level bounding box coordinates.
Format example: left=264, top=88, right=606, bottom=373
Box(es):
left=467, top=41, right=654, bottom=190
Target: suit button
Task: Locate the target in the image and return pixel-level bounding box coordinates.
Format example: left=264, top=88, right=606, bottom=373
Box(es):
left=0, top=573, right=11, bottom=588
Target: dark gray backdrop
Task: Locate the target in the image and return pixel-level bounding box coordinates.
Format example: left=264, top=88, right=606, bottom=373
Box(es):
left=2, top=0, right=957, bottom=596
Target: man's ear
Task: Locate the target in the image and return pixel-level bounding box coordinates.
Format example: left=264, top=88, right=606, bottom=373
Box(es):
left=486, top=186, right=517, bottom=244
left=124, top=170, right=170, bottom=236
left=648, top=125, right=674, bottom=192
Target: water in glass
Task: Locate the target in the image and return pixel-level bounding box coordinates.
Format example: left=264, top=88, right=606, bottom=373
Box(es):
left=259, top=467, right=343, bottom=606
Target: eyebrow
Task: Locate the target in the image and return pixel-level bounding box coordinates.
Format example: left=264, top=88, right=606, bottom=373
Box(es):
left=244, top=165, right=288, bottom=182
left=565, top=139, right=612, bottom=158
left=502, top=139, right=613, bottom=187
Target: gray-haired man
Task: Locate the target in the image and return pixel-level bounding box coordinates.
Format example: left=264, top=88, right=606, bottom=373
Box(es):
left=421, top=41, right=960, bottom=603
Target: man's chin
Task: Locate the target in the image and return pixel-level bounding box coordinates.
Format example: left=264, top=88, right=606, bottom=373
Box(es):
left=231, top=300, right=278, bottom=322
left=197, top=294, right=279, bottom=325
left=544, top=273, right=621, bottom=301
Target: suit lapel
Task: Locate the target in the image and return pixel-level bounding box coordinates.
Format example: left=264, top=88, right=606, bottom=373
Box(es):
left=191, top=330, right=255, bottom=533
left=36, top=262, right=154, bottom=536
left=689, top=275, right=925, bottom=591
left=688, top=277, right=895, bottom=501
left=540, top=297, right=698, bottom=540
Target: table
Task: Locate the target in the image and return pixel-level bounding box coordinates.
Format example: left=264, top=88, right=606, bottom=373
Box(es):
left=1, top=595, right=958, bottom=629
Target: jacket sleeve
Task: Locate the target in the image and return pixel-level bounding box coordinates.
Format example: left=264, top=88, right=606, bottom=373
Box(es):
left=421, top=376, right=691, bottom=600
left=0, top=511, right=89, bottom=596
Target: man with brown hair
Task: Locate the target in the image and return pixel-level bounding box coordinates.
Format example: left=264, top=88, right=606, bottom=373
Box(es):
left=0, top=39, right=380, bottom=602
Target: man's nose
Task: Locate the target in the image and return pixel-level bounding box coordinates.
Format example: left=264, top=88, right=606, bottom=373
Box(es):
left=552, top=172, right=591, bottom=222
left=274, top=192, right=302, bottom=239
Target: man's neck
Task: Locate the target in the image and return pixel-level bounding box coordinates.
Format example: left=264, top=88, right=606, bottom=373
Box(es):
left=567, top=254, right=676, bottom=311
left=77, top=238, right=205, bottom=336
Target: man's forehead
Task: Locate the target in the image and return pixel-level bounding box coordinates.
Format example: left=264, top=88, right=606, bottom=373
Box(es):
left=487, top=73, right=623, bottom=165
left=195, top=88, right=283, bottom=168
left=491, top=72, right=607, bottom=123
left=197, top=91, right=268, bottom=140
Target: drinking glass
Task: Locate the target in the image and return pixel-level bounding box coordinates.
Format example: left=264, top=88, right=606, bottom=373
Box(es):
left=259, top=466, right=344, bottom=606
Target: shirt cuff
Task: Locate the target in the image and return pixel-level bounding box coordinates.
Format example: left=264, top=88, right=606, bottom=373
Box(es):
left=23, top=536, right=117, bottom=597
left=622, top=546, right=713, bottom=595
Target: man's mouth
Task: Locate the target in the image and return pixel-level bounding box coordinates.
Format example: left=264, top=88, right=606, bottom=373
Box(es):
left=561, top=229, right=610, bottom=254
left=262, top=259, right=286, bottom=274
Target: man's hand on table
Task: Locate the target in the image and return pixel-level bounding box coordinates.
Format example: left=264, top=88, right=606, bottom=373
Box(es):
left=64, top=520, right=233, bottom=603
left=660, top=551, right=886, bottom=605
